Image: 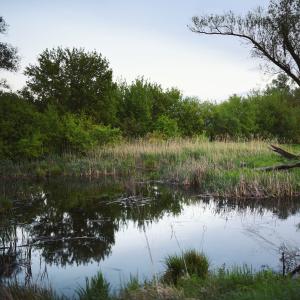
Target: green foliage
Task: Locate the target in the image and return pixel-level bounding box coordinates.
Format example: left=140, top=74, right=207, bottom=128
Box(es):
left=23, top=47, right=117, bottom=125
left=117, top=78, right=182, bottom=137
left=2, top=46, right=300, bottom=161
left=76, top=272, right=110, bottom=300
left=117, top=79, right=154, bottom=137
left=174, top=98, right=206, bottom=137
left=178, top=266, right=300, bottom=300
left=0, top=93, right=121, bottom=160
left=164, top=254, right=185, bottom=284
left=213, top=95, right=257, bottom=139
left=252, top=90, right=300, bottom=142
left=91, top=123, right=121, bottom=146
left=153, top=115, right=179, bottom=138
left=40, top=107, right=121, bottom=155
left=0, top=16, right=19, bottom=72
left=164, top=250, right=209, bottom=284
left=184, top=249, right=209, bottom=278
left=0, top=92, right=43, bottom=160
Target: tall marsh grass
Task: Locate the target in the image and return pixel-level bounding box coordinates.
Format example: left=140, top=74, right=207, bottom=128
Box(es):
left=1, top=138, right=300, bottom=197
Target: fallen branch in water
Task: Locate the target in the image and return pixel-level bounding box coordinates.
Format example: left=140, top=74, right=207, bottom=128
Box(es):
left=257, top=161, right=300, bottom=172
left=257, top=145, right=300, bottom=171
left=270, top=144, right=300, bottom=160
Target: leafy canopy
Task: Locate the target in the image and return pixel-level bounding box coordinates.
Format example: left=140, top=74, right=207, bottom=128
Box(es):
left=23, top=47, right=117, bottom=124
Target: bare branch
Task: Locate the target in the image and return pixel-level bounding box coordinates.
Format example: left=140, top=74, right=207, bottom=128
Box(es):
left=190, top=0, right=300, bottom=87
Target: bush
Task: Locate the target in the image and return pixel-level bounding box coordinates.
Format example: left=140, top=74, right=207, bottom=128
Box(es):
left=91, top=124, right=121, bottom=146
left=153, top=115, right=180, bottom=138
left=41, top=106, right=121, bottom=155
left=0, top=92, right=43, bottom=160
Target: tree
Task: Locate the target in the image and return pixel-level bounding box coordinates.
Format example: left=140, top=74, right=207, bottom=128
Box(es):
left=153, top=115, right=179, bottom=138
left=174, top=98, right=205, bottom=137
left=23, top=47, right=117, bottom=125
left=0, top=16, right=19, bottom=72
left=117, top=78, right=153, bottom=137
left=0, top=17, right=19, bottom=89
left=190, top=0, right=300, bottom=87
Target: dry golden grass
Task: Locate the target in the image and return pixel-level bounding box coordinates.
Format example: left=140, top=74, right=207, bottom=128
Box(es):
left=3, top=138, right=300, bottom=198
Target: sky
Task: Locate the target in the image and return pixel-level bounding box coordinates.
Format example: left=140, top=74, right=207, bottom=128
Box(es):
left=1, top=0, right=271, bottom=101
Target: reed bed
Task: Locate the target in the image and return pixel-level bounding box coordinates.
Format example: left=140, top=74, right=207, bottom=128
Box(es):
left=1, top=138, right=300, bottom=198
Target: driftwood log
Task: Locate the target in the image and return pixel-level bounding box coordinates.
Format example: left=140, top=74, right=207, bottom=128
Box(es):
left=269, top=144, right=299, bottom=160
left=257, top=145, right=300, bottom=171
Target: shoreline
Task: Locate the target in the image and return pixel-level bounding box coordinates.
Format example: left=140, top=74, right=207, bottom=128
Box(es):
left=1, top=139, right=300, bottom=198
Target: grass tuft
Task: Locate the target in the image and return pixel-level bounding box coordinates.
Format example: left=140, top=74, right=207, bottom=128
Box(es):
left=76, top=272, right=110, bottom=300
left=164, top=250, right=209, bottom=284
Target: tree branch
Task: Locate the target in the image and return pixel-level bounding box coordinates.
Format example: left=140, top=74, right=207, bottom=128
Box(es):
left=190, top=27, right=300, bottom=86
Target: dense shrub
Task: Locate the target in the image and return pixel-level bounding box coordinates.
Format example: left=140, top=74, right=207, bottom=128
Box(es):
left=0, top=94, right=121, bottom=160
left=153, top=115, right=179, bottom=138
left=0, top=92, right=43, bottom=160
left=40, top=107, right=121, bottom=154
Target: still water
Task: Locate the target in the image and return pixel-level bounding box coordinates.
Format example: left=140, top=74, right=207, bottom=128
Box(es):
left=0, top=178, right=300, bottom=297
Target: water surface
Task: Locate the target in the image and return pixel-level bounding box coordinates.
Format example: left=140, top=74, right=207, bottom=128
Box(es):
left=0, top=178, right=300, bottom=297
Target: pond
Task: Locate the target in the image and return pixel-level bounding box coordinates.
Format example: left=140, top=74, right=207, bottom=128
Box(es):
left=0, top=178, right=300, bottom=297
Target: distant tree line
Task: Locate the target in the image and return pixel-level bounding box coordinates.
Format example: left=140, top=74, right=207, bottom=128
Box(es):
left=1, top=46, right=300, bottom=160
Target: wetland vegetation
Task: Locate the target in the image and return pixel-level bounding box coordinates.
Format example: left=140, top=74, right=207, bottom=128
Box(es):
left=0, top=179, right=300, bottom=298
left=2, top=139, right=300, bottom=198
left=1, top=0, right=300, bottom=298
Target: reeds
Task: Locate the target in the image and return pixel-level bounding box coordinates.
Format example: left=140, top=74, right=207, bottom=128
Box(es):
left=2, top=138, right=300, bottom=198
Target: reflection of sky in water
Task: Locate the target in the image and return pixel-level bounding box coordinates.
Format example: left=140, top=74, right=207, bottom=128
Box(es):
left=13, top=200, right=300, bottom=298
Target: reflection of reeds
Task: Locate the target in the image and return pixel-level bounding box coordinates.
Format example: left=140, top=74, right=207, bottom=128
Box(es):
left=2, top=139, right=300, bottom=197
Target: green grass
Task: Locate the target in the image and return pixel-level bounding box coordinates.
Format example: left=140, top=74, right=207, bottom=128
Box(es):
left=2, top=260, right=300, bottom=300
left=0, top=282, right=60, bottom=300
left=163, top=250, right=209, bottom=284
left=178, top=267, right=300, bottom=300
left=1, top=138, right=300, bottom=197
left=76, top=272, right=110, bottom=300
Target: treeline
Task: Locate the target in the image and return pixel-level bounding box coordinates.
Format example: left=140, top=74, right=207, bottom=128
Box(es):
left=1, top=47, right=300, bottom=160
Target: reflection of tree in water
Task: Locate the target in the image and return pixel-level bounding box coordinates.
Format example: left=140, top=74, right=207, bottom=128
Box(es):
left=0, top=220, right=32, bottom=283
left=0, top=179, right=185, bottom=270
left=0, top=224, right=19, bottom=279
left=1, top=178, right=300, bottom=280
left=208, top=196, right=300, bottom=220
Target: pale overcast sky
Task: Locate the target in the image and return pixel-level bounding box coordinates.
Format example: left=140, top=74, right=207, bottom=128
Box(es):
left=2, top=0, right=270, bottom=101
